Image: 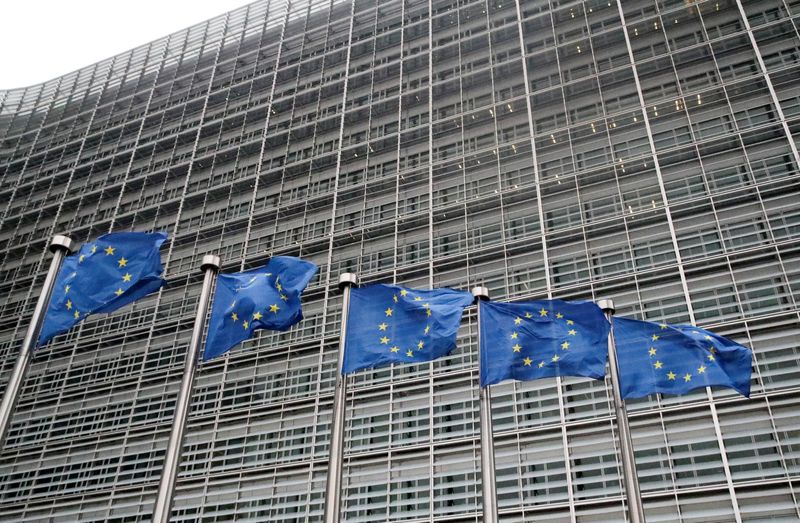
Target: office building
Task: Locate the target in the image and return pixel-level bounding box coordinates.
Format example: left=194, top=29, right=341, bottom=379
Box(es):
left=1, top=0, right=799, bottom=520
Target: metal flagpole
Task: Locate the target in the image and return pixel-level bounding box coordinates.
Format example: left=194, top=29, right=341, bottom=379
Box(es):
left=323, top=272, right=358, bottom=523
left=0, top=235, right=73, bottom=449
left=152, top=254, right=220, bottom=523
left=598, top=299, right=646, bottom=523
left=472, top=285, right=498, bottom=523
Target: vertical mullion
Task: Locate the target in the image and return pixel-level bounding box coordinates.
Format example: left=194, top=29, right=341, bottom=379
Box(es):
left=615, top=3, right=744, bottom=522
left=511, top=0, right=577, bottom=519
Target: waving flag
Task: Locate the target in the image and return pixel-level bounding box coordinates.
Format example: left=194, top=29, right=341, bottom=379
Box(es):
left=38, top=232, right=167, bottom=347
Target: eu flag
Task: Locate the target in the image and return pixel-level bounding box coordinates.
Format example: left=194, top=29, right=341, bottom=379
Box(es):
left=479, top=300, right=610, bottom=387
left=613, top=317, right=752, bottom=399
left=203, top=256, right=317, bottom=361
left=342, top=284, right=473, bottom=374
left=38, top=232, right=168, bottom=347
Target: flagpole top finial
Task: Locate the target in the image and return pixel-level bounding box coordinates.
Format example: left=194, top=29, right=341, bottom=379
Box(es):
left=50, top=235, right=74, bottom=254
left=597, top=298, right=615, bottom=314
left=472, top=286, right=489, bottom=301
left=339, top=273, right=358, bottom=290
left=201, top=254, right=221, bottom=272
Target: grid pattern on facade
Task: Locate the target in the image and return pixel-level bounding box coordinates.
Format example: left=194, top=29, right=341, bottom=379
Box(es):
left=1, top=0, right=800, bottom=520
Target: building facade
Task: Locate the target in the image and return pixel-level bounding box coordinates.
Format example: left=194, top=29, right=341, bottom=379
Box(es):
left=1, top=0, right=800, bottom=520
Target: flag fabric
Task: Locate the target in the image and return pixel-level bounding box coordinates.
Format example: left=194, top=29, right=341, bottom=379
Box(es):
left=613, top=317, right=752, bottom=399
left=203, top=256, right=317, bottom=361
left=38, top=232, right=168, bottom=347
left=479, top=300, right=610, bottom=387
left=342, top=284, right=473, bottom=374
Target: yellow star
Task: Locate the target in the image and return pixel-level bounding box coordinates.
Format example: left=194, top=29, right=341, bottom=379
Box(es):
left=568, top=329, right=576, bottom=335
left=231, top=312, right=239, bottom=321
left=560, top=341, right=570, bottom=350
left=269, top=304, right=280, bottom=313
left=697, top=365, right=706, bottom=374
left=73, top=310, right=80, bottom=319
left=525, top=312, right=533, bottom=319
left=523, top=357, right=533, bottom=366
left=90, top=245, right=97, bottom=253
left=104, top=246, right=115, bottom=255
left=709, top=347, right=717, bottom=354
left=426, top=309, right=432, bottom=317
left=253, top=312, right=263, bottom=320
left=514, top=317, right=522, bottom=325
left=122, top=273, right=132, bottom=282
left=651, top=334, right=659, bottom=341
left=115, top=288, right=124, bottom=296
left=66, top=300, right=72, bottom=310
left=704, top=335, right=712, bottom=340
left=400, top=289, right=408, bottom=296
left=393, top=295, right=398, bottom=303
left=648, top=347, right=656, bottom=356
left=79, top=254, right=85, bottom=263
left=417, top=340, right=424, bottom=349
left=551, top=354, right=560, bottom=362
left=556, top=312, right=564, bottom=319
left=390, top=346, right=400, bottom=353
left=510, top=332, right=518, bottom=339
left=654, top=360, right=663, bottom=369
left=280, top=294, right=288, bottom=301
left=65, top=285, right=70, bottom=293
left=667, top=371, right=676, bottom=380
left=385, top=307, right=393, bottom=316
left=414, top=296, right=422, bottom=301
left=683, top=373, right=692, bottom=382
left=380, top=336, right=390, bottom=344
left=276, top=282, right=283, bottom=292
left=378, top=323, right=388, bottom=331
left=538, top=361, right=545, bottom=368
left=566, top=320, right=574, bottom=325
left=406, top=350, right=414, bottom=357
left=708, top=354, right=715, bottom=361
left=660, top=324, right=668, bottom=329
left=539, top=308, right=548, bottom=317
left=243, top=320, right=249, bottom=329
left=424, top=325, right=430, bottom=335
left=512, top=343, right=521, bottom=352
left=118, top=257, right=128, bottom=268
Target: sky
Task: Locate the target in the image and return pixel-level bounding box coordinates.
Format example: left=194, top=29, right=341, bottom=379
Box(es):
left=0, top=1, right=252, bottom=90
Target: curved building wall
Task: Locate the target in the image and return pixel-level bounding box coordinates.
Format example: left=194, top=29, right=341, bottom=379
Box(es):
left=1, top=0, right=800, bottom=521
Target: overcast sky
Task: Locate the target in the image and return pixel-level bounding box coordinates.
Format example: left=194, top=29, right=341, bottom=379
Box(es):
left=1, top=1, right=252, bottom=90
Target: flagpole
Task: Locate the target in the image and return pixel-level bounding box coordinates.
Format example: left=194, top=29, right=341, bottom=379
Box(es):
left=0, top=235, right=73, bottom=450
left=152, top=254, right=220, bottom=523
left=323, top=272, right=357, bottom=523
left=598, top=299, right=646, bottom=523
left=472, top=286, right=498, bottom=522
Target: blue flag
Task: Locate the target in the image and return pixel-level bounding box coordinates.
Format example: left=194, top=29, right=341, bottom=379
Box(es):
left=38, top=232, right=168, bottom=347
left=203, top=256, right=317, bottom=361
left=613, top=317, right=752, bottom=399
left=342, top=284, right=473, bottom=374
left=479, top=300, right=610, bottom=387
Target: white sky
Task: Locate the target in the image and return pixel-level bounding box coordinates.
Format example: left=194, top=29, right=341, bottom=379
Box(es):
left=0, top=0, right=253, bottom=90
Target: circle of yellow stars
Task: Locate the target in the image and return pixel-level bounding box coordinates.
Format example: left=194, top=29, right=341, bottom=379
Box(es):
left=648, top=325, right=716, bottom=385
left=64, top=242, right=135, bottom=320
left=379, top=289, right=432, bottom=359
left=228, top=274, right=289, bottom=330
left=511, top=307, right=577, bottom=369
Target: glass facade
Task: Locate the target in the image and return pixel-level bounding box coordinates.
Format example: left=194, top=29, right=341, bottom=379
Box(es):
left=1, top=0, right=799, bottom=520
